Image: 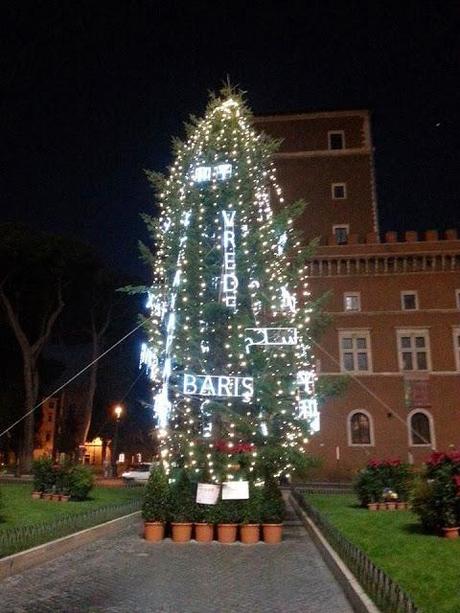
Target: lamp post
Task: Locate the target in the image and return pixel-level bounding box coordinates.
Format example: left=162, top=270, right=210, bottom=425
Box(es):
left=111, top=405, right=123, bottom=478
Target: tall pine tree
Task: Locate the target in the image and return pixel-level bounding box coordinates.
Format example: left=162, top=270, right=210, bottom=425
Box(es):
left=142, top=87, right=320, bottom=482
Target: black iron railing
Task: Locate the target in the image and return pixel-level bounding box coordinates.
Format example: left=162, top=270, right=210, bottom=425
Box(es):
left=0, top=498, right=141, bottom=559
left=292, top=489, right=418, bottom=613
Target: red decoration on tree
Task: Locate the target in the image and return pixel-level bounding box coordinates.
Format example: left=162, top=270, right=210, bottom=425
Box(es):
left=215, top=441, right=255, bottom=454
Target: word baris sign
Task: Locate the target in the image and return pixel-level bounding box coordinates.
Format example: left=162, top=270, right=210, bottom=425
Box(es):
left=183, top=373, right=254, bottom=398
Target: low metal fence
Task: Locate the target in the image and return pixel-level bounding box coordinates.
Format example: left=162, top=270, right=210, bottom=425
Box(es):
left=295, top=485, right=353, bottom=495
left=293, top=489, right=418, bottom=613
left=0, top=499, right=141, bottom=559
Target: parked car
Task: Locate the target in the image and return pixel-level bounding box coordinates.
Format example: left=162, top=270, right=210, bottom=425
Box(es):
left=121, top=462, right=154, bottom=483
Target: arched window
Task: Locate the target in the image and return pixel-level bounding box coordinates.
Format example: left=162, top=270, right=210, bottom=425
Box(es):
left=348, top=411, right=373, bottom=445
left=409, top=411, right=432, bottom=446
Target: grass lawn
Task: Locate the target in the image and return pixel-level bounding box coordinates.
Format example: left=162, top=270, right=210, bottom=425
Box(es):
left=307, top=494, right=460, bottom=613
left=0, top=483, right=144, bottom=530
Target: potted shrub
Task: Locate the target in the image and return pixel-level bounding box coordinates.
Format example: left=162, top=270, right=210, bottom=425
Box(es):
left=261, top=477, right=285, bottom=543
left=169, top=469, right=194, bottom=542
left=411, top=450, right=460, bottom=537
left=142, top=464, right=170, bottom=541
left=240, top=483, right=262, bottom=544
left=215, top=499, right=241, bottom=543
left=194, top=502, right=215, bottom=542
left=442, top=508, right=459, bottom=540
left=55, top=464, right=71, bottom=502
left=382, top=488, right=398, bottom=510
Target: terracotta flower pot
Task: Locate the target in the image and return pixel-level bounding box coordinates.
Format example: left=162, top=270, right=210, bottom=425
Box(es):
left=31, top=491, right=42, bottom=500
left=396, top=502, right=407, bottom=510
left=385, top=502, right=396, bottom=511
left=143, top=521, right=165, bottom=542
left=194, top=523, right=214, bottom=542
left=171, top=522, right=193, bottom=543
left=43, top=493, right=54, bottom=501
left=60, top=495, right=70, bottom=502
left=367, top=502, right=379, bottom=511
left=217, top=523, right=238, bottom=543
left=442, top=526, right=459, bottom=540
left=240, top=524, right=260, bottom=544
left=263, top=524, right=283, bottom=544
left=52, top=494, right=61, bottom=501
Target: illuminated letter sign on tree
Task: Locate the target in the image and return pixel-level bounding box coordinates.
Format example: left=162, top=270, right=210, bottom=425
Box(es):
left=221, top=210, right=238, bottom=311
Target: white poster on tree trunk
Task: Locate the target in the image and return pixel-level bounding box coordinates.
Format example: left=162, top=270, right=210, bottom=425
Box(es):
left=196, top=483, right=220, bottom=505
left=221, top=480, right=249, bottom=500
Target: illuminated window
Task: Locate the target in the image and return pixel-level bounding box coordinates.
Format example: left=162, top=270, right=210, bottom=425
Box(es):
left=401, top=291, right=418, bottom=310
left=339, top=330, right=372, bottom=373
left=344, top=292, right=361, bottom=312
left=348, top=410, right=374, bottom=446
left=332, top=183, right=347, bottom=199
left=328, top=131, right=345, bottom=150
left=397, top=330, right=430, bottom=371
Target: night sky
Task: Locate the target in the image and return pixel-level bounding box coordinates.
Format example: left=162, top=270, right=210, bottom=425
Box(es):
left=1, top=1, right=459, bottom=281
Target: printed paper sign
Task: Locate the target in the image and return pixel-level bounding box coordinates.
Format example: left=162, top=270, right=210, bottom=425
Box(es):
left=196, top=483, right=220, bottom=505
left=221, top=480, right=249, bottom=500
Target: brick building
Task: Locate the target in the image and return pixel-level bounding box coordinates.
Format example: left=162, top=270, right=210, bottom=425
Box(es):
left=255, top=111, right=460, bottom=480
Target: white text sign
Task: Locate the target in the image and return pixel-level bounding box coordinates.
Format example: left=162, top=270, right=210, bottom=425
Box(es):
left=222, top=481, right=249, bottom=500
left=244, top=327, right=297, bottom=353
left=183, top=374, right=254, bottom=398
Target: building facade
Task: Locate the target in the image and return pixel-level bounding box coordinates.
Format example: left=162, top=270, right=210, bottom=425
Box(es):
left=254, top=111, right=460, bottom=480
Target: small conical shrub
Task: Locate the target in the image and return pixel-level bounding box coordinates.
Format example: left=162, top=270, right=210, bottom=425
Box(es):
left=142, top=464, right=170, bottom=522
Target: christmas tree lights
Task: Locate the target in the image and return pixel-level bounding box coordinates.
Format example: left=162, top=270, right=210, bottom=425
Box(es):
left=141, top=87, right=319, bottom=481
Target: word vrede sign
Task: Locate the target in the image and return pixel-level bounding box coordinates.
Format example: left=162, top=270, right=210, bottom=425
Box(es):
left=221, top=210, right=238, bottom=311
left=183, top=374, right=253, bottom=398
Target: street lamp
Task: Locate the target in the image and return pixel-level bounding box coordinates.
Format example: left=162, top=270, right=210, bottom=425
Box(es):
left=111, top=405, right=123, bottom=478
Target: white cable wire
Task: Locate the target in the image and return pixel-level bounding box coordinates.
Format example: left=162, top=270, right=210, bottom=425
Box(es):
left=0, top=321, right=145, bottom=440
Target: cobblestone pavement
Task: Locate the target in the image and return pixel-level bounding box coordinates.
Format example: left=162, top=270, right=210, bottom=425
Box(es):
left=0, top=504, right=353, bottom=613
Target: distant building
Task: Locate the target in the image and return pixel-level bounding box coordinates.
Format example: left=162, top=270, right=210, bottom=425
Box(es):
left=254, top=111, right=460, bottom=480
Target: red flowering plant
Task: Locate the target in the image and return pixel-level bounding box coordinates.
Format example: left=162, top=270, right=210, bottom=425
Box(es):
left=354, top=457, right=413, bottom=506
left=412, top=449, right=460, bottom=532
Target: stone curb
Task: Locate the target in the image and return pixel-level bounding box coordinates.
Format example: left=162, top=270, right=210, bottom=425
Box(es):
left=0, top=510, right=141, bottom=581
left=289, top=493, right=380, bottom=613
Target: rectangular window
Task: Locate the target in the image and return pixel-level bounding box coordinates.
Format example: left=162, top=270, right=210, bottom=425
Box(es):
left=344, top=292, right=361, bottom=312
left=401, top=291, right=418, bottom=311
left=333, top=225, right=349, bottom=245
left=328, top=130, right=345, bottom=150
left=331, top=183, right=347, bottom=200
left=454, top=328, right=460, bottom=371
left=397, top=330, right=430, bottom=372
left=339, top=331, right=372, bottom=373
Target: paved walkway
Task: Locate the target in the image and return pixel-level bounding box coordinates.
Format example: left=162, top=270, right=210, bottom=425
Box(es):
left=0, top=503, right=353, bottom=613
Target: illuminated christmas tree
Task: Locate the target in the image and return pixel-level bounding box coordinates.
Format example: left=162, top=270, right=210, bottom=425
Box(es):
left=141, top=87, right=319, bottom=482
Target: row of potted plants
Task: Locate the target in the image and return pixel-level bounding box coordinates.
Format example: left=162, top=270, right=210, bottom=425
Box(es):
left=142, top=467, right=285, bottom=544
left=32, top=490, right=70, bottom=502
left=354, top=458, right=413, bottom=508
left=355, top=452, right=460, bottom=538
left=32, top=457, right=95, bottom=501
